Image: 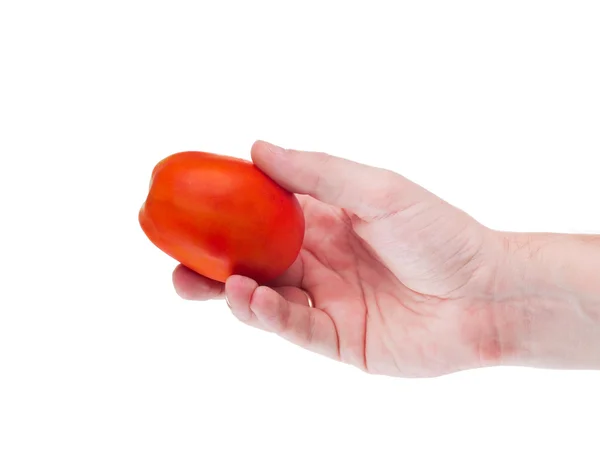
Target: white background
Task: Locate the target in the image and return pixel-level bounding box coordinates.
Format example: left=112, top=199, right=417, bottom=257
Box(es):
left=1, top=1, right=599, bottom=473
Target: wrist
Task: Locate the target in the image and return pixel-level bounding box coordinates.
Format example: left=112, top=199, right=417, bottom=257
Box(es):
left=490, top=232, right=600, bottom=369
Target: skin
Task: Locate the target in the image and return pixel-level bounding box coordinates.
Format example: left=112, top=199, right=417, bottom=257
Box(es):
left=172, top=140, right=600, bottom=377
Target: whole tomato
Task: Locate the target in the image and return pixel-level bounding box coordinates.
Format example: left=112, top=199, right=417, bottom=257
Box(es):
left=139, top=151, right=305, bottom=284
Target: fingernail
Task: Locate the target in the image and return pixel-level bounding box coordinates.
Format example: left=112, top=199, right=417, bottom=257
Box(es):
left=225, top=294, right=232, bottom=309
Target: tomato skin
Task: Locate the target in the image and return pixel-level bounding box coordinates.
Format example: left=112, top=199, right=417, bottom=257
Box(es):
left=139, top=151, right=305, bottom=284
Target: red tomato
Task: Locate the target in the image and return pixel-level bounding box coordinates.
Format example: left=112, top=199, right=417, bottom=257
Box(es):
left=139, top=151, right=305, bottom=283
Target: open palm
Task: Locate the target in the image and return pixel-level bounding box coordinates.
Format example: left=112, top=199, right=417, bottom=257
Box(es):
left=173, top=141, right=505, bottom=377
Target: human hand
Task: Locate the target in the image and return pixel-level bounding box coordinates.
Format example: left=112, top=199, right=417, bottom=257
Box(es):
left=172, top=141, right=514, bottom=377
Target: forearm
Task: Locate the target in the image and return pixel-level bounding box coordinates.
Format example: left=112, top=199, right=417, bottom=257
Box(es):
left=494, top=232, right=600, bottom=369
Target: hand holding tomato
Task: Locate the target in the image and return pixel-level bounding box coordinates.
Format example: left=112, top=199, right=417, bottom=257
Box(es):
left=162, top=140, right=524, bottom=378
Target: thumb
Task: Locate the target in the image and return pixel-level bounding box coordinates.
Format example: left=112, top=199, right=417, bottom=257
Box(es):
left=250, top=140, right=435, bottom=220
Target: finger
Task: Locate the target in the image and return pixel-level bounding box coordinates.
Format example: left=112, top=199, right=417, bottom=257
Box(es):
left=224, top=275, right=260, bottom=324
left=251, top=140, right=434, bottom=220
left=172, top=265, right=224, bottom=300
left=225, top=275, right=313, bottom=328
left=172, top=258, right=304, bottom=302
left=249, top=286, right=340, bottom=360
